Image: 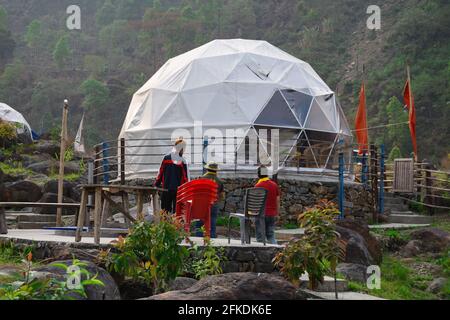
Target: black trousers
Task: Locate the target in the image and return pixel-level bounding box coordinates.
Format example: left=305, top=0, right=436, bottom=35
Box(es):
left=161, top=190, right=178, bottom=214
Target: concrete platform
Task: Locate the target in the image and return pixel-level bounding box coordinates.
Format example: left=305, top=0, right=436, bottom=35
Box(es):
left=275, top=228, right=305, bottom=241
left=302, top=289, right=385, bottom=300
left=369, top=223, right=431, bottom=230
left=0, top=229, right=282, bottom=248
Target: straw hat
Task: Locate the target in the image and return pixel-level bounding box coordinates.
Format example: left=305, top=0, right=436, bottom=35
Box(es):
left=204, top=162, right=219, bottom=172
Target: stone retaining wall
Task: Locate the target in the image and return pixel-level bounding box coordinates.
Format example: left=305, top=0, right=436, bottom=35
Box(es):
left=0, top=237, right=281, bottom=274
left=135, top=177, right=374, bottom=225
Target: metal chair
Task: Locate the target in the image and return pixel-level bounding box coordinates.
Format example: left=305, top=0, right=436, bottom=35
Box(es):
left=228, top=188, right=268, bottom=245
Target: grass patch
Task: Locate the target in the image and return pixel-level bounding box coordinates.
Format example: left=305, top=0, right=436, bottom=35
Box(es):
left=0, top=162, right=32, bottom=176
left=281, top=223, right=299, bottom=230
left=348, top=255, right=440, bottom=300
left=216, top=216, right=240, bottom=229
left=48, top=172, right=82, bottom=182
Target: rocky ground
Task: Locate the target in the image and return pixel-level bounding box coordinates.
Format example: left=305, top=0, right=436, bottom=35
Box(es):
left=0, top=137, right=87, bottom=222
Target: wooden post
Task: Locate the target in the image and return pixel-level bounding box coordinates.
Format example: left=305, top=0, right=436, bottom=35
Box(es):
left=370, top=144, right=379, bottom=223
left=136, top=191, right=144, bottom=221
left=75, top=189, right=88, bottom=242
left=0, top=171, right=7, bottom=234
left=424, top=163, right=434, bottom=215
left=94, top=187, right=103, bottom=245
left=120, top=138, right=126, bottom=185
left=152, top=192, right=161, bottom=224
left=57, top=100, right=69, bottom=227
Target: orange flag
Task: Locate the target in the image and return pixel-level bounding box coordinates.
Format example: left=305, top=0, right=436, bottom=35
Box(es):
left=403, top=78, right=417, bottom=160
left=355, top=82, right=369, bottom=155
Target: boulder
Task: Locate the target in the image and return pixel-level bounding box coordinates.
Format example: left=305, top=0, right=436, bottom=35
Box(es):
left=119, top=279, right=153, bottom=300
left=426, top=277, right=447, bottom=294
left=168, top=277, right=198, bottom=291
left=3, top=180, right=42, bottom=202
left=400, top=240, right=422, bottom=258
left=335, top=225, right=375, bottom=266
left=27, top=160, right=80, bottom=175
left=25, top=140, right=60, bottom=157
left=336, top=263, right=368, bottom=283
left=336, top=219, right=382, bottom=264
left=146, top=273, right=298, bottom=300
left=43, top=180, right=81, bottom=202
left=33, top=260, right=120, bottom=300
left=21, top=153, right=53, bottom=167
left=33, top=193, right=78, bottom=215
left=410, top=228, right=450, bottom=253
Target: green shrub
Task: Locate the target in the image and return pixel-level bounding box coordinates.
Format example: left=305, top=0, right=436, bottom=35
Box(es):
left=186, top=233, right=225, bottom=280
left=273, top=200, right=345, bottom=289
left=0, top=253, right=104, bottom=300
left=105, top=213, right=189, bottom=294
left=0, top=120, right=17, bottom=147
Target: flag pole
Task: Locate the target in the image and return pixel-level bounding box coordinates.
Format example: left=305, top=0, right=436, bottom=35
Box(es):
left=56, top=99, right=69, bottom=227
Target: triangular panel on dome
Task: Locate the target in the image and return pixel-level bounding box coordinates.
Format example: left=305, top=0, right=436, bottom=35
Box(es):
left=315, top=94, right=337, bottom=130
left=254, top=90, right=300, bottom=128
left=152, top=95, right=195, bottom=129
left=336, top=101, right=352, bottom=136
left=305, top=130, right=338, bottom=169
left=283, top=131, right=317, bottom=168
left=280, top=89, right=313, bottom=127
left=235, top=127, right=271, bottom=167
left=179, top=83, right=222, bottom=121
left=304, top=99, right=336, bottom=133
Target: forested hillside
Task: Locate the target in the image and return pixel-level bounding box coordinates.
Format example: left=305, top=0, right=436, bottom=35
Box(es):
left=0, top=0, right=448, bottom=165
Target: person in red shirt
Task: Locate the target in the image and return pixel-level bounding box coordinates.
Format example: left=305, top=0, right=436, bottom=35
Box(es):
left=255, top=166, right=280, bottom=244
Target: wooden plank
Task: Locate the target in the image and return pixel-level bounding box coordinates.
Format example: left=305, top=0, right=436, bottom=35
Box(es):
left=0, top=207, right=7, bottom=234
left=0, top=202, right=80, bottom=208
left=103, top=193, right=136, bottom=224
left=94, top=188, right=103, bottom=245
left=393, top=159, right=414, bottom=193
left=75, top=190, right=88, bottom=242
left=101, top=198, right=111, bottom=227
left=136, top=191, right=144, bottom=221
left=152, top=192, right=161, bottom=224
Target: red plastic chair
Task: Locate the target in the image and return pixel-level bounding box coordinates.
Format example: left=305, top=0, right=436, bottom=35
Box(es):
left=176, top=180, right=218, bottom=238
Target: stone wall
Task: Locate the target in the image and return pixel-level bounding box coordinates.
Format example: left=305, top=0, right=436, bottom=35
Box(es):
left=221, top=178, right=374, bottom=225
left=137, top=176, right=374, bottom=225
left=0, top=237, right=281, bottom=274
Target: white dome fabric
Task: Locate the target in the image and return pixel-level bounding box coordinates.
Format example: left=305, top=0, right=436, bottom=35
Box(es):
left=0, top=102, right=33, bottom=140
left=119, top=39, right=352, bottom=179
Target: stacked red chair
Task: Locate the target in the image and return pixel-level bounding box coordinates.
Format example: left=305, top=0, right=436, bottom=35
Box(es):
left=175, top=179, right=218, bottom=238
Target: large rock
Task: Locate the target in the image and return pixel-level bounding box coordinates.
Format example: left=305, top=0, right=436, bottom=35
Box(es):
left=335, top=225, right=376, bottom=266
left=27, top=160, right=80, bottom=175
left=3, top=180, right=42, bottom=202
left=33, top=193, right=78, bottom=215
left=146, top=273, right=298, bottom=300
left=426, top=277, right=447, bottom=294
left=410, top=228, right=450, bottom=253
left=400, top=240, right=422, bottom=258
left=336, top=219, right=382, bottom=264
left=43, top=180, right=81, bottom=202
left=25, top=140, right=60, bottom=157
left=336, top=263, right=368, bottom=283
left=33, top=260, right=120, bottom=300
left=168, top=277, right=198, bottom=291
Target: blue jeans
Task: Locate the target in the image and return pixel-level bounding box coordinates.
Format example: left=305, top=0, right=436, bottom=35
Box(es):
left=256, top=216, right=277, bottom=245
left=195, top=203, right=219, bottom=238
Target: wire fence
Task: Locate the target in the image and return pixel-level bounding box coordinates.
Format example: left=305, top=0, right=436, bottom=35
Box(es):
left=89, top=136, right=450, bottom=214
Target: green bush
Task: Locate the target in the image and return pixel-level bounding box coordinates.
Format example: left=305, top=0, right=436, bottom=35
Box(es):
left=0, top=252, right=104, bottom=300
left=273, top=200, right=345, bottom=289
left=105, top=213, right=189, bottom=294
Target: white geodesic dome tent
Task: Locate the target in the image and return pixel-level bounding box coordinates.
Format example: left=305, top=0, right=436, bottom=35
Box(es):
left=0, top=102, right=33, bottom=141
left=119, top=39, right=352, bottom=179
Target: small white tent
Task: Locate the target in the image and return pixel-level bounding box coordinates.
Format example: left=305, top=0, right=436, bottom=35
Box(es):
left=119, top=39, right=352, bottom=179
left=0, top=102, right=33, bottom=141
